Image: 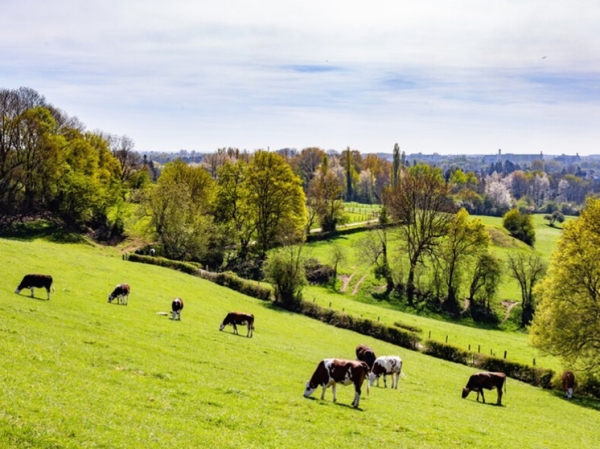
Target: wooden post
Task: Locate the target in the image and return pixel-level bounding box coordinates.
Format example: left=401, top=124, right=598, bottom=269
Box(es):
left=478, top=345, right=480, bottom=354
left=428, top=331, right=431, bottom=339
left=533, top=358, right=536, bottom=366
left=329, top=302, right=331, bottom=308
left=377, top=316, right=380, bottom=322
left=445, top=335, right=448, bottom=343
left=468, top=344, right=471, bottom=351
left=504, top=351, right=507, bottom=359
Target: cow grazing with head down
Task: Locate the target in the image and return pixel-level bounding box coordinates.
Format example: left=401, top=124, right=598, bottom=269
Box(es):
left=562, top=370, right=575, bottom=399
left=304, top=359, right=370, bottom=408
left=171, top=298, right=184, bottom=320
left=219, top=312, right=254, bottom=337
left=369, top=355, right=403, bottom=389
left=108, top=284, right=130, bottom=305
left=15, top=274, right=53, bottom=300
left=462, top=372, right=506, bottom=405
left=356, top=344, right=377, bottom=370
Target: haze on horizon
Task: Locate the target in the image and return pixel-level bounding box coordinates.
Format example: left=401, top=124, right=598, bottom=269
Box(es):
left=1, top=0, right=599, bottom=155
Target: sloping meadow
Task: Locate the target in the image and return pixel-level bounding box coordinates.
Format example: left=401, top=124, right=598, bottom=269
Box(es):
left=1, top=237, right=598, bottom=448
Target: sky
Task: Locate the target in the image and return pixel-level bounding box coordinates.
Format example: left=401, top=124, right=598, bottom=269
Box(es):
left=1, top=0, right=600, bottom=155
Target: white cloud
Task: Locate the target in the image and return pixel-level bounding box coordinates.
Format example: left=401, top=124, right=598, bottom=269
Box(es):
left=1, top=0, right=599, bottom=153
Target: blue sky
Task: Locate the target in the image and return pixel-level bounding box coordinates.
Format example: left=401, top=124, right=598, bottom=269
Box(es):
left=1, top=0, right=599, bottom=154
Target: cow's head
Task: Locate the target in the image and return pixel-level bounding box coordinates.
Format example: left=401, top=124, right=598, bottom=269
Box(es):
left=107, top=294, right=114, bottom=303
left=368, top=372, right=379, bottom=387
left=219, top=322, right=225, bottom=331
left=303, top=381, right=317, bottom=397
left=461, top=387, right=470, bottom=399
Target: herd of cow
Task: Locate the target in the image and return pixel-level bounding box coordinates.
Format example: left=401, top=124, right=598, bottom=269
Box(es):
left=13, top=274, right=255, bottom=335
left=14, top=273, right=577, bottom=409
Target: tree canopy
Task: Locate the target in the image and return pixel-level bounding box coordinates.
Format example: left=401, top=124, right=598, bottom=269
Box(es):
left=531, top=197, right=600, bottom=376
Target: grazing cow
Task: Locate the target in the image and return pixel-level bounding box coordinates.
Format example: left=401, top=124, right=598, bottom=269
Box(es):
left=15, top=274, right=53, bottom=300
left=219, top=311, right=254, bottom=337
left=356, top=344, right=377, bottom=370
left=462, top=372, right=506, bottom=405
left=304, top=359, right=370, bottom=408
left=150, top=248, right=156, bottom=257
left=171, top=297, right=184, bottom=320
left=562, top=371, right=575, bottom=399
left=108, top=284, right=130, bottom=305
left=368, top=356, right=403, bottom=389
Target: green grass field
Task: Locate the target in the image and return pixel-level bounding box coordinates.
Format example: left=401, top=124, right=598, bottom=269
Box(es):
left=1, top=235, right=598, bottom=448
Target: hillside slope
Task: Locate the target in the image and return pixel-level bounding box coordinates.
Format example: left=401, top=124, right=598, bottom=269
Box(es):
left=1, top=237, right=597, bottom=448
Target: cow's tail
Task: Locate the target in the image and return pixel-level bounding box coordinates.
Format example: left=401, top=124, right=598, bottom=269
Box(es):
left=364, top=364, right=370, bottom=396
left=400, top=371, right=408, bottom=379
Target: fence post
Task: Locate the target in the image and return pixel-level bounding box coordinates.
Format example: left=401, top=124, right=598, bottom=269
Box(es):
left=377, top=316, right=380, bottom=322
left=445, top=335, right=448, bottom=343
left=533, top=358, right=536, bottom=366
left=478, top=345, right=481, bottom=354
left=468, top=344, right=471, bottom=351
left=329, top=302, right=331, bottom=308
left=428, top=331, right=431, bottom=339
left=504, top=351, right=507, bottom=359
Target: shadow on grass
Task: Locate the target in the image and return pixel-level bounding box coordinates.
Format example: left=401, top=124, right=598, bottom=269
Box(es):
left=546, top=391, right=600, bottom=412
left=303, top=396, right=365, bottom=411
left=0, top=221, right=85, bottom=244
left=14, top=292, right=49, bottom=301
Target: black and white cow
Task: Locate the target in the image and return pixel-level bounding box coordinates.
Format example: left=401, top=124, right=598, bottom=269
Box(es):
left=219, top=311, right=254, bottom=337
left=462, top=372, right=507, bottom=405
left=171, top=298, right=184, bottom=320
left=304, top=359, right=370, bottom=408
left=108, top=284, right=130, bottom=305
left=15, top=274, right=53, bottom=300
left=368, top=356, right=403, bottom=389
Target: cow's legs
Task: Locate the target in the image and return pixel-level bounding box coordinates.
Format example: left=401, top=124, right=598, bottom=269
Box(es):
left=321, top=385, right=327, bottom=400
left=45, top=287, right=51, bottom=300
left=496, top=387, right=502, bottom=405
left=480, top=389, right=485, bottom=403
left=567, top=388, right=573, bottom=399
left=383, top=373, right=387, bottom=388
left=352, top=388, right=361, bottom=407
left=30, top=288, right=35, bottom=298
left=247, top=323, right=252, bottom=337
left=331, top=384, right=337, bottom=402
left=392, top=373, right=398, bottom=389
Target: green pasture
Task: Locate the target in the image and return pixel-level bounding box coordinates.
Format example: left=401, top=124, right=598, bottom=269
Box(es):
left=343, top=202, right=381, bottom=224
left=1, top=236, right=598, bottom=448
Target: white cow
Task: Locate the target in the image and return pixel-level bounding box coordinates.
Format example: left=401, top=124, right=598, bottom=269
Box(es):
left=368, top=356, right=403, bottom=389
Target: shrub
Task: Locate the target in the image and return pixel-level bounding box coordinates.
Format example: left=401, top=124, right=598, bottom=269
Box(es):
left=393, top=321, right=423, bottom=334
left=422, top=340, right=469, bottom=365
left=502, top=208, right=536, bottom=246
left=479, top=356, right=554, bottom=388
left=304, top=258, right=335, bottom=285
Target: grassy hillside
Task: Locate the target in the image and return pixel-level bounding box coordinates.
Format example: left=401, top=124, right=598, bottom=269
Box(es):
left=1, top=236, right=598, bottom=448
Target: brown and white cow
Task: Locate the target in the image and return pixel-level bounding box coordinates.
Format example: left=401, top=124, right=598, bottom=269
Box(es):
left=15, top=274, right=53, bottom=300
left=368, top=355, right=403, bottom=389
left=219, top=311, right=254, bottom=337
left=171, top=298, right=184, bottom=320
left=108, top=284, right=130, bottom=305
left=304, top=359, right=370, bottom=408
left=462, top=372, right=506, bottom=405
left=356, top=344, right=377, bottom=370
left=562, top=370, right=575, bottom=399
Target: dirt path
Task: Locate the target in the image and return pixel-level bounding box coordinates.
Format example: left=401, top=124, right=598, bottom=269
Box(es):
left=501, top=300, right=518, bottom=322
left=351, top=275, right=368, bottom=295
left=339, top=274, right=354, bottom=293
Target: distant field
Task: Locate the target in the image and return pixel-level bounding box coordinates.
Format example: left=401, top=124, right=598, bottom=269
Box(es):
left=1, top=236, right=598, bottom=448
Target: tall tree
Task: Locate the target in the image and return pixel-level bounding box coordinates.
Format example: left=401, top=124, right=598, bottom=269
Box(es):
left=468, top=253, right=503, bottom=311
left=392, top=143, right=400, bottom=188
left=531, top=197, right=600, bottom=375
left=244, top=150, right=307, bottom=258
left=384, top=164, right=455, bottom=305
left=435, top=208, right=490, bottom=315
left=307, top=157, right=345, bottom=232
left=507, top=252, right=547, bottom=326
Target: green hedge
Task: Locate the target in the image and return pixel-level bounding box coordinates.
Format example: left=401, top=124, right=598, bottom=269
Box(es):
left=127, top=254, right=272, bottom=301
left=479, top=356, right=554, bottom=389
left=298, top=301, right=421, bottom=351
left=423, top=340, right=470, bottom=365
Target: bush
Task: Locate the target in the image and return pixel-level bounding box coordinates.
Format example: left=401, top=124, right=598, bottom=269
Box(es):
left=393, top=321, right=423, bottom=334
left=479, top=356, right=554, bottom=388
left=423, top=340, right=470, bottom=365
left=304, top=258, right=335, bottom=285
left=503, top=208, right=536, bottom=246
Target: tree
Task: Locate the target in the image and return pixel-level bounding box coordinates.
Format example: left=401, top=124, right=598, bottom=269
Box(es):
left=144, top=160, right=215, bottom=260
left=503, top=208, right=536, bottom=246
left=307, top=157, right=345, bottom=232
left=357, top=208, right=395, bottom=294
left=244, top=150, right=307, bottom=258
left=544, top=210, right=565, bottom=227
left=392, top=143, right=400, bottom=188
left=507, top=252, right=547, bottom=326
left=467, top=253, right=503, bottom=321
left=384, top=164, right=455, bottom=305
left=435, top=208, right=490, bottom=315
left=264, top=244, right=306, bottom=310
left=329, top=244, right=346, bottom=290
left=531, top=197, right=600, bottom=375
left=292, top=147, right=325, bottom=189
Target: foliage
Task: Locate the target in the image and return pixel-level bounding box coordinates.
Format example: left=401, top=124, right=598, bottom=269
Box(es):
left=142, top=160, right=215, bottom=261
left=503, top=208, right=536, bottom=246
left=467, top=252, right=503, bottom=311
left=435, top=208, right=490, bottom=315
left=303, top=258, right=335, bottom=285
left=307, top=156, right=345, bottom=232
left=531, top=197, right=600, bottom=377
left=479, top=357, right=554, bottom=389
left=544, top=210, right=565, bottom=227
left=264, top=245, right=307, bottom=309
left=423, top=340, right=470, bottom=364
